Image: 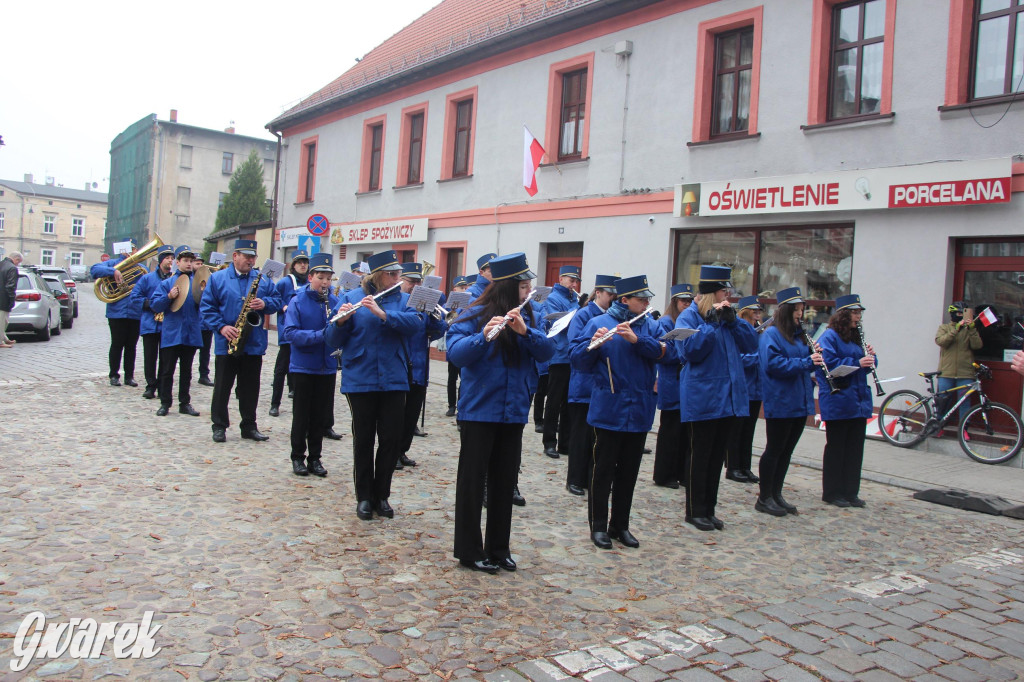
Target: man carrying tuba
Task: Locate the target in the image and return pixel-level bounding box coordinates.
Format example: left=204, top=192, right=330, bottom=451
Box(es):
left=90, top=239, right=145, bottom=387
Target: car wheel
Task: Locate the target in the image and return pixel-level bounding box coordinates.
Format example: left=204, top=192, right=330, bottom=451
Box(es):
left=63, top=315, right=73, bottom=329
left=52, top=312, right=62, bottom=336
left=37, top=314, right=52, bottom=341
left=73, top=302, right=79, bottom=318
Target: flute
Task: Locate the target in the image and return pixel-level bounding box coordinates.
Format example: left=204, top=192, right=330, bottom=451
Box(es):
left=485, top=289, right=538, bottom=341
left=587, top=306, right=655, bottom=351
left=801, top=326, right=841, bottom=395
left=329, top=281, right=403, bottom=324
left=857, top=322, right=885, bottom=397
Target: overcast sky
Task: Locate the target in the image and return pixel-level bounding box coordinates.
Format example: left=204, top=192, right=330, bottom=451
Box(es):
left=0, top=0, right=441, bottom=193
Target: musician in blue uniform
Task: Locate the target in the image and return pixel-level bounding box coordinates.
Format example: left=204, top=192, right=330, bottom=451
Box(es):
left=653, top=283, right=693, bottom=489
left=270, top=250, right=308, bottom=418
left=756, top=288, right=822, bottom=516
left=445, top=274, right=470, bottom=417
left=447, top=252, right=555, bottom=572
left=675, top=265, right=758, bottom=532
left=565, top=274, right=618, bottom=496
left=325, top=249, right=421, bottom=521
left=571, top=275, right=676, bottom=549
left=91, top=239, right=145, bottom=387
left=726, top=295, right=765, bottom=485
left=150, top=245, right=203, bottom=417
left=283, top=253, right=339, bottom=478
left=131, top=245, right=174, bottom=400
left=466, top=253, right=495, bottom=303
left=199, top=239, right=282, bottom=443
left=192, top=254, right=215, bottom=387
left=816, top=294, right=876, bottom=508
left=541, top=265, right=581, bottom=458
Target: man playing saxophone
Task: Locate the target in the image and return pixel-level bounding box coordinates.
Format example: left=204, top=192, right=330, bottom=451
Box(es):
left=199, top=239, right=282, bottom=443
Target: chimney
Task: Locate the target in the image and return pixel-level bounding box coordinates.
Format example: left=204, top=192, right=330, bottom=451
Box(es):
left=24, top=173, right=34, bottom=184
left=170, top=109, right=178, bottom=122
left=224, top=126, right=235, bottom=134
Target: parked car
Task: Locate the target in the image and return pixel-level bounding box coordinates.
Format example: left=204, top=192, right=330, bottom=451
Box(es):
left=8, top=268, right=62, bottom=340
left=69, top=264, right=89, bottom=283
left=41, top=275, right=74, bottom=329
left=36, top=266, right=79, bottom=317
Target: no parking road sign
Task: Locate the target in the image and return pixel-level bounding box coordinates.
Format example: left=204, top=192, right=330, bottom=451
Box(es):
left=307, top=214, right=330, bottom=237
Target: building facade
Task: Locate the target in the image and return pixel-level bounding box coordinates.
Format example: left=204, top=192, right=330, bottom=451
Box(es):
left=0, top=175, right=107, bottom=273
left=107, top=112, right=277, bottom=254
left=268, top=0, right=1024, bottom=413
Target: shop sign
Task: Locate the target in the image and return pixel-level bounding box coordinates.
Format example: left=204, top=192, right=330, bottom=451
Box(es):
left=675, top=158, right=1012, bottom=217
left=328, top=217, right=428, bottom=246
left=277, top=226, right=309, bottom=248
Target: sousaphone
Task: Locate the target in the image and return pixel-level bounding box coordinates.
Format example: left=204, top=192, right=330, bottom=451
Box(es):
left=170, top=274, right=191, bottom=312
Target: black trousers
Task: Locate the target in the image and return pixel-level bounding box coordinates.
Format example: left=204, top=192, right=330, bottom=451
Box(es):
left=542, top=364, right=571, bottom=450
left=653, top=409, right=689, bottom=485
left=141, top=332, right=162, bottom=392
left=400, top=383, right=427, bottom=455
left=158, top=345, right=197, bottom=407
left=347, top=391, right=405, bottom=503
left=107, top=318, right=140, bottom=380
left=823, top=418, right=866, bottom=502
left=686, top=417, right=735, bottom=519
left=271, top=343, right=292, bottom=407
left=290, top=373, right=336, bottom=462
left=211, top=354, right=262, bottom=433
left=727, top=401, right=762, bottom=472
left=759, top=416, right=806, bottom=501
left=533, top=373, right=548, bottom=425
left=198, top=329, right=213, bottom=379
left=447, top=361, right=460, bottom=409
left=567, top=402, right=594, bottom=489
left=454, top=421, right=523, bottom=562
left=589, top=429, right=646, bottom=533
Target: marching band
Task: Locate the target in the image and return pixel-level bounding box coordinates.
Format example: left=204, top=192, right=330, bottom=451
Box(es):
left=92, top=240, right=881, bottom=571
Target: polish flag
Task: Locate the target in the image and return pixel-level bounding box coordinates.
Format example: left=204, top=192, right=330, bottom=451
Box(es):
left=978, top=307, right=998, bottom=327
left=523, top=125, right=545, bottom=196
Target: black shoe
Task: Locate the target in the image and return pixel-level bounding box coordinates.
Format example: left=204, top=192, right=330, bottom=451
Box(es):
left=642, top=447, right=652, bottom=454
left=109, top=377, right=121, bottom=387
left=308, top=460, right=327, bottom=477
left=566, top=483, right=585, bottom=496
left=726, top=469, right=750, bottom=482
left=490, top=556, right=517, bottom=572
left=288, top=390, right=294, bottom=399
left=412, top=425, right=427, bottom=437
left=376, top=499, right=394, bottom=518
left=557, top=447, right=569, bottom=456
left=142, top=389, right=155, bottom=399
left=849, top=497, right=866, bottom=508
left=544, top=446, right=559, bottom=459
left=610, top=527, right=640, bottom=548
left=198, top=377, right=214, bottom=386
left=212, top=428, right=226, bottom=443
left=292, top=459, right=309, bottom=476
left=324, top=428, right=343, bottom=440
left=394, top=458, right=404, bottom=471
left=459, top=558, right=499, bottom=574
left=755, top=497, right=787, bottom=517
left=179, top=404, right=200, bottom=417
left=685, top=516, right=716, bottom=532
left=591, top=531, right=612, bottom=549
left=512, top=486, right=526, bottom=506
left=269, top=406, right=280, bottom=417
left=823, top=497, right=851, bottom=508
left=742, top=470, right=759, bottom=483
left=709, top=516, right=725, bottom=530
left=156, top=405, right=169, bottom=416
left=655, top=479, right=680, bottom=489
left=775, top=495, right=798, bottom=515
left=399, top=453, right=417, bottom=467
left=445, top=407, right=456, bottom=417
left=124, top=378, right=138, bottom=387
left=356, top=500, right=373, bottom=520
left=241, top=429, right=269, bottom=442
left=534, top=422, right=544, bottom=433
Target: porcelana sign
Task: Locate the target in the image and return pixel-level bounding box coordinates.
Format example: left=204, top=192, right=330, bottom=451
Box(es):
left=675, top=158, right=1012, bottom=217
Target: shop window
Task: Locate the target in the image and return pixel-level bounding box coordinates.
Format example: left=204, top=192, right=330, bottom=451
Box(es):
left=359, top=116, right=386, bottom=193
left=972, top=0, right=1024, bottom=99
left=692, top=8, right=763, bottom=144
left=440, top=88, right=477, bottom=181
left=545, top=54, right=594, bottom=161
left=956, top=239, right=1024, bottom=363
left=397, top=105, right=427, bottom=187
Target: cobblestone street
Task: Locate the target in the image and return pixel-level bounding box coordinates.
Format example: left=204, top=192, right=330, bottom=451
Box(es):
left=0, top=289, right=1022, bottom=681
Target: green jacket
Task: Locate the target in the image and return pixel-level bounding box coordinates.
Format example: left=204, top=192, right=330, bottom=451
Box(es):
left=935, top=321, right=982, bottom=378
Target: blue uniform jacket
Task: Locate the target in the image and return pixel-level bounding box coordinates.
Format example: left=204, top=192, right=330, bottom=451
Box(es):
left=91, top=256, right=144, bottom=320
left=567, top=301, right=604, bottom=404
left=675, top=304, right=758, bottom=422
left=543, top=283, right=579, bottom=365
left=199, top=267, right=282, bottom=356
left=570, top=308, right=678, bottom=433
left=324, top=285, right=421, bottom=393
left=131, top=269, right=171, bottom=335
left=656, top=314, right=683, bottom=411
left=447, top=304, right=555, bottom=423
left=275, top=274, right=306, bottom=344
left=150, top=270, right=202, bottom=348
left=816, top=328, right=876, bottom=421
left=467, top=276, right=490, bottom=305
left=758, top=326, right=814, bottom=419
left=406, top=308, right=447, bottom=386
left=283, top=285, right=339, bottom=375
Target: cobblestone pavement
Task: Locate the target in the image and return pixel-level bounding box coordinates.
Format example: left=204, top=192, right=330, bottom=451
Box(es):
left=0, top=290, right=1022, bottom=681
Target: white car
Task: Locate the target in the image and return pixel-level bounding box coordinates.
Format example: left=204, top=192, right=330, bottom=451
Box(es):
left=8, top=268, right=62, bottom=340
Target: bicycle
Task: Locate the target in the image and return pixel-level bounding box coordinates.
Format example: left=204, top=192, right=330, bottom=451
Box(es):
left=878, top=363, right=1023, bottom=464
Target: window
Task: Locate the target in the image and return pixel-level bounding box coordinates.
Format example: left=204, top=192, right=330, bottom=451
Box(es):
left=218, top=192, right=227, bottom=210
left=829, top=0, right=885, bottom=119
left=176, top=186, right=191, bottom=216
left=407, top=113, right=425, bottom=184
left=0, top=210, right=4, bottom=231
left=222, top=152, right=234, bottom=175
left=452, top=101, right=472, bottom=177
left=691, top=10, right=763, bottom=144
left=297, top=135, right=318, bottom=202
left=43, top=216, right=55, bottom=234
left=545, top=55, right=594, bottom=160
left=397, top=104, right=428, bottom=187
left=72, top=217, right=84, bottom=237
left=358, top=117, right=386, bottom=193
left=712, top=28, right=755, bottom=135
left=440, top=88, right=477, bottom=181
left=180, top=144, right=193, bottom=168
left=70, top=251, right=83, bottom=266
left=558, top=69, right=587, bottom=159
left=41, top=249, right=55, bottom=266
left=972, top=0, right=1024, bottom=99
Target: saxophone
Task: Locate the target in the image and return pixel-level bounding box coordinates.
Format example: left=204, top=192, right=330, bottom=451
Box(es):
left=227, top=270, right=264, bottom=356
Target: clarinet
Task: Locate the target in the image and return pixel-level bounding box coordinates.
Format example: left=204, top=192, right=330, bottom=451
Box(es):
left=801, top=326, right=841, bottom=395
left=857, top=322, right=885, bottom=397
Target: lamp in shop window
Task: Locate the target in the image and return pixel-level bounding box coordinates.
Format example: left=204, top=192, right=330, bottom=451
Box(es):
left=682, top=190, right=697, bottom=216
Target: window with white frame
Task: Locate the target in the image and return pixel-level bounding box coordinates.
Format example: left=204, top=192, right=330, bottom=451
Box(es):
left=72, top=217, right=84, bottom=237
left=0, top=210, right=5, bottom=231
left=43, top=215, right=55, bottom=234
left=70, top=251, right=83, bottom=266
left=41, top=249, right=55, bottom=266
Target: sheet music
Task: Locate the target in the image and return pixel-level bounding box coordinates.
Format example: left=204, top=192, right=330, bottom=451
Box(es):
left=445, top=291, right=471, bottom=311
left=660, top=328, right=699, bottom=341
left=407, top=286, right=443, bottom=313
left=112, top=240, right=133, bottom=255
left=340, top=271, right=363, bottom=291
left=829, top=365, right=861, bottom=378
left=545, top=311, right=570, bottom=321
left=260, top=259, right=286, bottom=281
left=530, top=286, right=553, bottom=303
left=423, top=275, right=442, bottom=291
left=209, top=252, right=226, bottom=265
left=546, top=307, right=579, bottom=337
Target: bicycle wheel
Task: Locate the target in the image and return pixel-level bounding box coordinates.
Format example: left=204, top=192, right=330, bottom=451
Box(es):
left=959, top=402, right=1024, bottom=464
left=878, top=390, right=932, bottom=448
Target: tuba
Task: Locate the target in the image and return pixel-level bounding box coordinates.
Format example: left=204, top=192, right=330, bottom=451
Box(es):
left=422, top=260, right=436, bottom=277
left=94, top=235, right=165, bottom=303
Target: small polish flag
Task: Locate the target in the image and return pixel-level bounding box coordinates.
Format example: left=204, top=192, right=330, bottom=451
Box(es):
left=978, top=307, right=998, bottom=327
left=523, top=125, right=545, bottom=197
